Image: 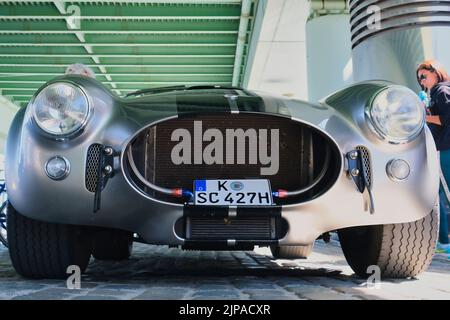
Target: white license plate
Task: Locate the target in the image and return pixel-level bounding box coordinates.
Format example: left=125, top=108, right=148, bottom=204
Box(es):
left=194, top=179, right=273, bottom=206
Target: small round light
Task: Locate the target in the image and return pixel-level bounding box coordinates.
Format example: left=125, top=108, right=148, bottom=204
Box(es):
left=386, top=159, right=410, bottom=181
left=45, top=156, right=70, bottom=180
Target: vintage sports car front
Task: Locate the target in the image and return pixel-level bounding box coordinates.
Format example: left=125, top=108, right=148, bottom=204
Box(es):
left=5, top=75, right=439, bottom=279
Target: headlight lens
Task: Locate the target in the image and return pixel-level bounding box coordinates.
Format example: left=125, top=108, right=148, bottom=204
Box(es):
left=32, top=82, right=89, bottom=136
left=368, top=86, right=424, bottom=143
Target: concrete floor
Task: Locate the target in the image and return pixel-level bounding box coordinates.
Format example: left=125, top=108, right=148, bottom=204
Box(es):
left=0, top=236, right=448, bottom=300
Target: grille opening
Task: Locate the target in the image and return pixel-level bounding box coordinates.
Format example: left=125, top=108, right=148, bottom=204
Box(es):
left=85, top=144, right=103, bottom=193
left=175, top=216, right=288, bottom=241
left=124, top=113, right=342, bottom=205
left=356, top=146, right=372, bottom=188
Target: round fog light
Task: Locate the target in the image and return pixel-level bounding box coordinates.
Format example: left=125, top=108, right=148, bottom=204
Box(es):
left=386, top=159, right=410, bottom=181
left=45, top=156, right=70, bottom=180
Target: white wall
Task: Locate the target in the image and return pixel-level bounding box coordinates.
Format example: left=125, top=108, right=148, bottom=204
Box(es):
left=0, top=96, right=19, bottom=155
left=306, top=14, right=353, bottom=102
left=0, top=154, right=4, bottom=181
left=244, top=0, right=310, bottom=100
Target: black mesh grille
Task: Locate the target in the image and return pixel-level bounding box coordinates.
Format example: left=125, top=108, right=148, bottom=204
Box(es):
left=125, top=113, right=342, bottom=205
left=187, top=217, right=275, bottom=240
left=85, top=144, right=102, bottom=192
left=357, top=146, right=372, bottom=187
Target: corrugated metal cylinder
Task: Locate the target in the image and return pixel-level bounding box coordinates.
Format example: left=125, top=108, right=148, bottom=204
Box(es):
left=350, top=0, right=450, bottom=89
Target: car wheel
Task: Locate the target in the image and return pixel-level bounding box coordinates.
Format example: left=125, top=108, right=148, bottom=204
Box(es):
left=338, top=202, right=439, bottom=279
left=7, top=203, right=93, bottom=279
left=0, top=200, right=8, bottom=248
left=270, top=244, right=314, bottom=259
left=92, top=228, right=133, bottom=260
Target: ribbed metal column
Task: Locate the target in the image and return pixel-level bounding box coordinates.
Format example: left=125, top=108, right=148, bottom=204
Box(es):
left=351, top=0, right=450, bottom=89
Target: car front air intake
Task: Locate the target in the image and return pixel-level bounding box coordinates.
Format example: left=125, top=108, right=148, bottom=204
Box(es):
left=123, top=113, right=342, bottom=205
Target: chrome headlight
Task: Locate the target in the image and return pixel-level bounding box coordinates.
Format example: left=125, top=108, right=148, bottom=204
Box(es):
left=31, top=82, right=90, bottom=137
left=367, top=86, right=425, bottom=144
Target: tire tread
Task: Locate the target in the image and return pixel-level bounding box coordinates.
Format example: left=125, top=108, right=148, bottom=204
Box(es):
left=7, top=205, right=92, bottom=279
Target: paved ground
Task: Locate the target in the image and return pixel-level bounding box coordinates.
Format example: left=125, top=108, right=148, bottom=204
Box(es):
left=0, top=236, right=448, bottom=300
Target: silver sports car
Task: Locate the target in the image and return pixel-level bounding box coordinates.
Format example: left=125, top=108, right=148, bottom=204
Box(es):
left=5, top=75, right=439, bottom=279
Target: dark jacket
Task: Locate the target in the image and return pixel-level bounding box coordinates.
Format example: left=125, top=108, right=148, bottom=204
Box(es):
left=428, top=81, right=450, bottom=151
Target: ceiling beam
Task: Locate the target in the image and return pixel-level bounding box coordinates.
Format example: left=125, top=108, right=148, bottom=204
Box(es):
left=0, top=72, right=232, bottom=77
left=0, top=54, right=235, bottom=57
left=0, top=30, right=240, bottom=34
left=0, top=33, right=238, bottom=44
left=0, top=63, right=233, bottom=68
left=0, top=84, right=231, bottom=90
left=309, top=0, right=348, bottom=18
left=0, top=20, right=240, bottom=31
left=0, top=80, right=232, bottom=84
left=0, top=15, right=242, bottom=20
left=0, top=2, right=242, bottom=20
left=51, top=0, right=122, bottom=94
left=0, top=43, right=237, bottom=47
left=7, top=0, right=242, bottom=3
left=0, top=93, right=21, bottom=110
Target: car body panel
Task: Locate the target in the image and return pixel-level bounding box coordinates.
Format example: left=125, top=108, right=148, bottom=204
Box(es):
left=5, top=76, right=440, bottom=245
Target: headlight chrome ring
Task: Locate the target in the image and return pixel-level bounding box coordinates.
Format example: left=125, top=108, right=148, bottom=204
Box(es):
left=31, top=82, right=91, bottom=138
left=366, top=85, right=425, bottom=144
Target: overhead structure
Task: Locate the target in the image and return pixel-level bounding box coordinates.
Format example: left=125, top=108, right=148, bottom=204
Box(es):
left=0, top=0, right=260, bottom=107
left=309, top=0, right=348, bottom=18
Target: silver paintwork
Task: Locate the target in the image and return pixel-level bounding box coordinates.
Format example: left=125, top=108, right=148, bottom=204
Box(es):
left=5, top=76, right=440, bottom=246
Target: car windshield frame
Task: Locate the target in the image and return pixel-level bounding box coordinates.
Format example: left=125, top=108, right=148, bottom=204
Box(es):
left=124, top=85, right=246, bottom=98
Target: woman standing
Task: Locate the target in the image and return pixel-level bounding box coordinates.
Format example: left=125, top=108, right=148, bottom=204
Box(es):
left=417, top=60, right=450, bottom=253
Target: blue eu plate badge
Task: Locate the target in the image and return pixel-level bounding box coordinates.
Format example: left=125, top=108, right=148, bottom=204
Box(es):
left=195, top=180, right=207, bottom=192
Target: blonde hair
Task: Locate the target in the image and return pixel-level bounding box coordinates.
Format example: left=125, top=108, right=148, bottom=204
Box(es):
left=416, top=59, right=449, bottom=89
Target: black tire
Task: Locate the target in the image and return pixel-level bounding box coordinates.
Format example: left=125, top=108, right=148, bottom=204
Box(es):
left=7, top=203, right=93, bottom=279
left=338, top=202, right=439, bottom=279
left=270, top=244, right=314, bottom=259
left=92, top=228, right=133, bottom=260
left=0, top=200, right=8, bottom=248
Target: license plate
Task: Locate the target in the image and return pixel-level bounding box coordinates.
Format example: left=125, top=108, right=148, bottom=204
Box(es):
left=194, top=179, right=273, bottom=206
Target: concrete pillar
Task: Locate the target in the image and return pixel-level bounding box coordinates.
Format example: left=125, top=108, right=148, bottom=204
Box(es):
left=350, top=0, right=450, bottom=91
left=306, top=0, right=352, bottom=102
left=244, top=0, right=310, bottom=100
left=0, top=95, right=19, bottom=156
